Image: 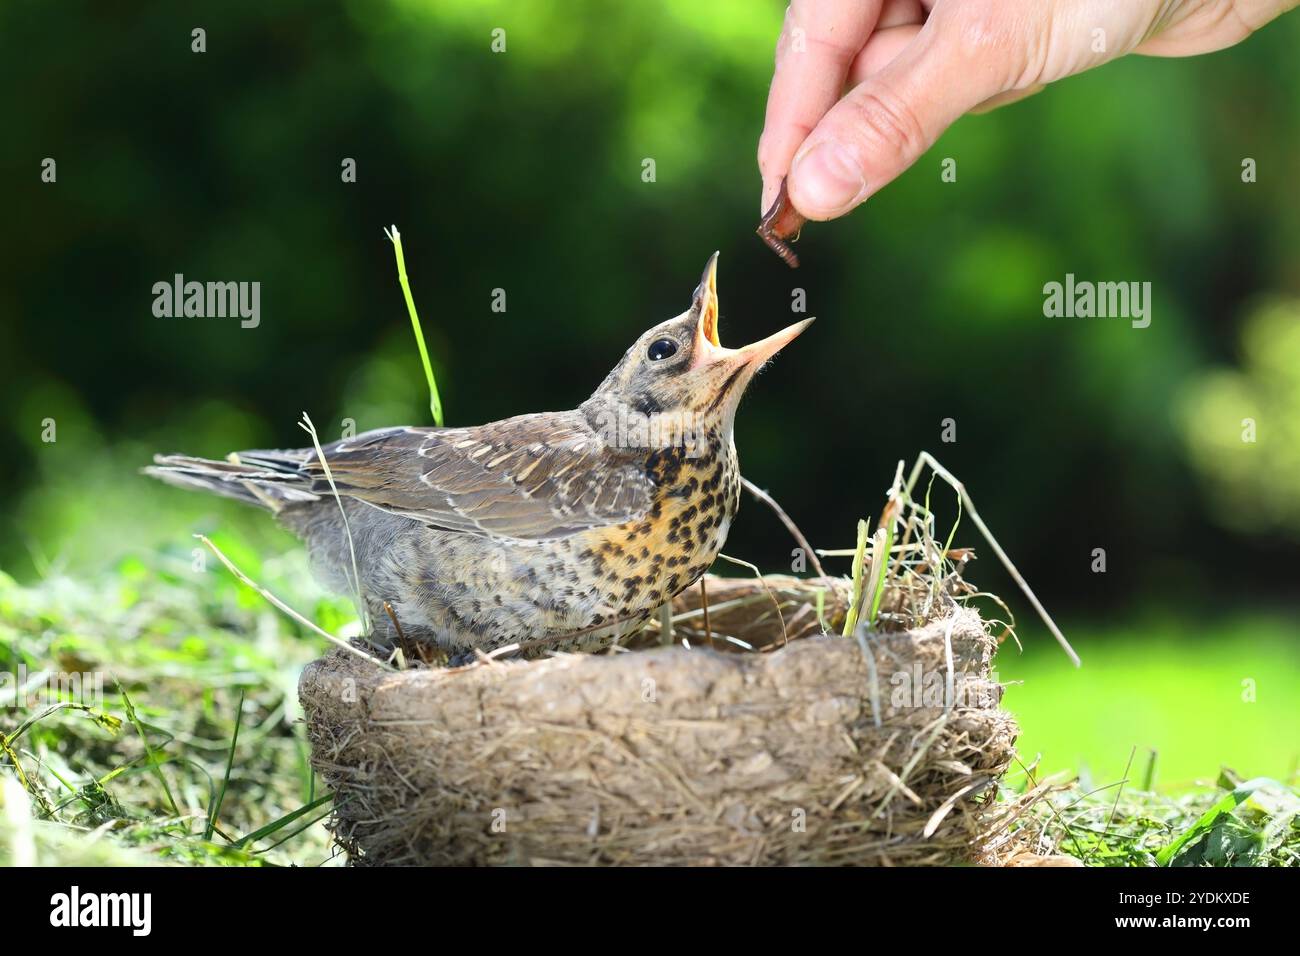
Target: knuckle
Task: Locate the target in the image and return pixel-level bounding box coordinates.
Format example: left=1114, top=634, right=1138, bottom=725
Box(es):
left=930, top=0, right=1033, bottom=91
left=849, top=88, right=927, bottom=161
left=935, top=0, right=1024, bottom=66
left=945, top=0, right=1020, bottom=57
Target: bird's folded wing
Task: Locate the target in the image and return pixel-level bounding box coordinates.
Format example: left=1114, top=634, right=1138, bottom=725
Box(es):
left=302, top=412, right=653, bottom=539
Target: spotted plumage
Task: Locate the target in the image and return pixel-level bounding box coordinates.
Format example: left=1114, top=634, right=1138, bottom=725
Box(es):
left=146, top=254, right=811, bottom=658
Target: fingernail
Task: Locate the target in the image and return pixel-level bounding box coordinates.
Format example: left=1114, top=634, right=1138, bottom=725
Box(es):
left=790, top=142, right=866, bottom=216
left=760, top=177, right=779, bottom=216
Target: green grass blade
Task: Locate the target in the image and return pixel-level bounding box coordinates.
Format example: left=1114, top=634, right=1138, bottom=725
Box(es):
left=206, top=689, right=245, bottom=841
left=115, top=679, right=180, bottom=816
left=233, top=794, right=334, bottom=850
left=255, top=805, right=336, bottom=855
left=1141, top=749, right=1158, bottom=791
left=384, top=225, right=444, bottom=427
left=867, top=524, right=893, bottom=626
left=842, top=519, right=869, bottom=637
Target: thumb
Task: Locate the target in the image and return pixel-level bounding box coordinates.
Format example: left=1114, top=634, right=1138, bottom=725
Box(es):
left=786, top=16, right=1017, bottom=220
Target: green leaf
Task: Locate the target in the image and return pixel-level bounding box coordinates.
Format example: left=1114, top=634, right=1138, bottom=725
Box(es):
left=1156, top=777, right=1280, bottom=866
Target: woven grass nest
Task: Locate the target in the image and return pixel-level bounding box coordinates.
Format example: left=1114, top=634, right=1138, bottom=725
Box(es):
left=300, top=569, right=1033, bottom=866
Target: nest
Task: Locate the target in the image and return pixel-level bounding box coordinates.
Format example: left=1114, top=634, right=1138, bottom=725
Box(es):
left=299, top=573, right=1029, bottom=866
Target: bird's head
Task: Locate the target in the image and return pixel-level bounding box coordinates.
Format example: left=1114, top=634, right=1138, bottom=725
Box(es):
left=584, top=253, right=812, bottom=452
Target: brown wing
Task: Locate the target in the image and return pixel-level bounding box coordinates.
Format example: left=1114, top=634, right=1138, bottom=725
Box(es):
left=299, top=411, right=653, bottom=540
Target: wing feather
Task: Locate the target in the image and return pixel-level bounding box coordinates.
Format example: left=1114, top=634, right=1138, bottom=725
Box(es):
left=298, top=412, right=652, bottom=540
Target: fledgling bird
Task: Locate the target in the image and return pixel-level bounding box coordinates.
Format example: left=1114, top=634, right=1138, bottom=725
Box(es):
left=147, top=254, right=811, bottom=658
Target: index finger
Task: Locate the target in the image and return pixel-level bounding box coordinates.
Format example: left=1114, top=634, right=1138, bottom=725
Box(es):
left=758, top=0, right=882, bottom=212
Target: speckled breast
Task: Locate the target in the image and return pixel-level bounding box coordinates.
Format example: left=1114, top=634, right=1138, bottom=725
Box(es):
left=573, top=435, right=741, bottom=630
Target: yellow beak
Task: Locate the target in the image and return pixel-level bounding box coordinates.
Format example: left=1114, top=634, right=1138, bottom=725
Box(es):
left=689, top=252, right=813, bottom=371
left=693, top=251, right=722, bottom=348
left=732, top=317, right=816, bottom=367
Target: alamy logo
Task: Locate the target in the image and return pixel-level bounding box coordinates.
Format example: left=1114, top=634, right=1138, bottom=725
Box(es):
left=1, top=665, right=103, bottom=709
left=49, top=886, right=151, bottom=936
left=152, top=274, right=260, bottom=328
left=590, top=403, right=706, bottom=457
left=1042, top=273, right=1151, bottom=328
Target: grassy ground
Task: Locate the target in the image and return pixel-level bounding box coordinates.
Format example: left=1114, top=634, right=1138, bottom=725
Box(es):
left=0, top=540, right=345, bottom=866
left=1018, top=766, right=1299, bottom=866
left=1000, top=616, right=1300, bottom=788
left=1, top=544, right=1297, bottom=866
left=999, top=616, right=1299, bottom=866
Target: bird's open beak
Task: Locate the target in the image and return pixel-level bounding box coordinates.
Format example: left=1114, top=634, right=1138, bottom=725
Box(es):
left=692, top=251, right=722, bottom=348
left=689, top=252, right=813, bottom=372
left=731, top=316, right=815, bottom=367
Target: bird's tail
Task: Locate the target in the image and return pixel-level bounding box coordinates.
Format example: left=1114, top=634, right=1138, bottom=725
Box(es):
left=144, top=450, right=320, bottom=513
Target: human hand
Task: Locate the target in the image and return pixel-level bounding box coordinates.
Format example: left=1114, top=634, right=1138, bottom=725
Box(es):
left=758, top=0, right=1297, bottom=221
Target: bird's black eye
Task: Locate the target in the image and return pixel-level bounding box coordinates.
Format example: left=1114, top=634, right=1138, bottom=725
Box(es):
left=647, top=338, right=678, bottom=361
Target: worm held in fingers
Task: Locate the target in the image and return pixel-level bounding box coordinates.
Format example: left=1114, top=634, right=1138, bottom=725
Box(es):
left=756, top=178, right=806, bottom=269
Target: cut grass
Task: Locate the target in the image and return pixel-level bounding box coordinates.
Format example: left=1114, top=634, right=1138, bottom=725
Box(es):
left=1012, top=767, right=1299, bottom=866
left=0, top=545, right=347, bottom=866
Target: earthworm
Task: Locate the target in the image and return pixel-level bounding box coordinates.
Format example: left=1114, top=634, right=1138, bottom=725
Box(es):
left=756, top=178, right=806, bottom=269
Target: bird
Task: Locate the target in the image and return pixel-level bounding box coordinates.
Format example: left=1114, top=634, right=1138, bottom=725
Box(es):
left=146, top=253, right=812, bottom=660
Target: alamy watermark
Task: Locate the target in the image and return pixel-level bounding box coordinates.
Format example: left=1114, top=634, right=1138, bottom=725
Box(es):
left=590, top=403, right=706, bottom=457
left=889, top=665, right=1002, bottom=709
left=2, top=666, right=104, bottom=710
left=49, top=886, right=151, bottom=936
left=1043, top=273, right=1151, bottom=329
left=152, top=274, right=260, bottom=328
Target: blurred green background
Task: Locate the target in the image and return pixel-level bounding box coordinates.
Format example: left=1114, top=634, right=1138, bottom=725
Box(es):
left=1, top=0, right=1297, bottom=791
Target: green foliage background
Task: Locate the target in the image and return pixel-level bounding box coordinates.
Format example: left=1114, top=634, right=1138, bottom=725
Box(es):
left=0, top=0, right=1297, bottom=850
